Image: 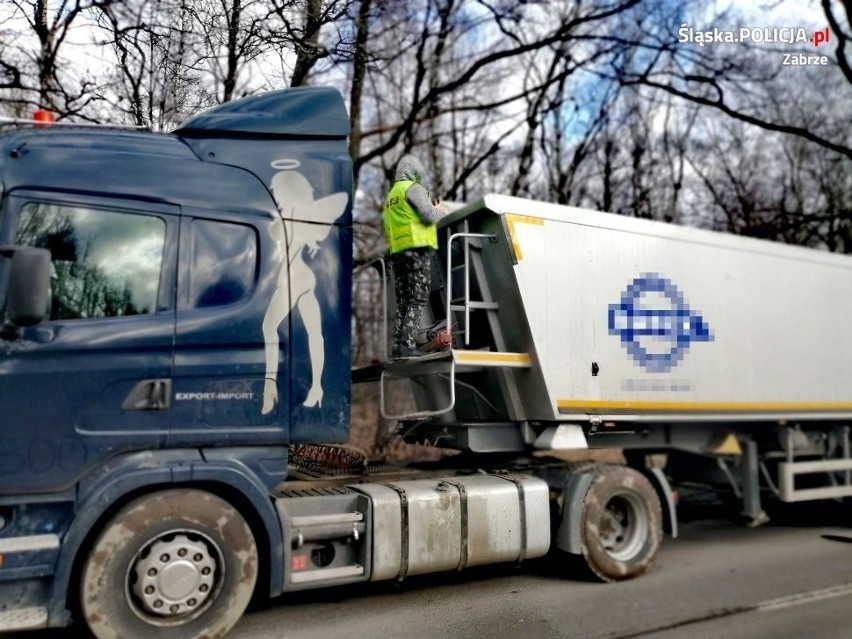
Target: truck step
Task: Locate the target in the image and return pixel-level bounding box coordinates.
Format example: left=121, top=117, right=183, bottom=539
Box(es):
left=277, top=485, right=354, bottom=498
left=0, top=607, right=48, bottom=632
left=277, top=490, right=371, bottom=591
left=449, top=301, right=499, bottom=311
left=289, top=564, right=365, bottom=585
left=384, top=350, right=531, bottom=371
left=290, top=512, right=363, bottom=527
left=0, top=533, right=60, bottom=553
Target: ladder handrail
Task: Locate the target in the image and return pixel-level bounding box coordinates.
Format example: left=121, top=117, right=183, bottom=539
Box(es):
left=380, top=358, right=457, bottom=420
left=446, top=231, right=496, bottom=347
left=378, top=257, right=389, bottom=361
left=363, top=256, right=390, bottom=362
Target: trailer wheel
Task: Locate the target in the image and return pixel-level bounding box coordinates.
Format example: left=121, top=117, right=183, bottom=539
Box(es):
left=579, top=466, right=662, bottom=582
left=80, top=489, right=258, bottom=639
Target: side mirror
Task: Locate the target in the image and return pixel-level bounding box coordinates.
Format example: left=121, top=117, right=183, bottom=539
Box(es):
left=4, top=246, right=51, bottom=328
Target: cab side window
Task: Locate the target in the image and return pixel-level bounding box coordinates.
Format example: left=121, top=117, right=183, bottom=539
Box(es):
left=187, top=219, right=257, bottom=308
left=15, top=202, right=166, bottom=320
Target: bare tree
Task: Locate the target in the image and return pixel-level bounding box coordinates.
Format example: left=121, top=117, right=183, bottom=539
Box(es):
left=192, top=0, right=272, bottom=102
left=614, top=2, right=852, bottom=160
left=96, top=0, right=211, bottom=128
left=1, top=0, right=116, bottom=118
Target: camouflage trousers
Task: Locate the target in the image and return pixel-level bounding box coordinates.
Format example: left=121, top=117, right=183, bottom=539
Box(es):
left=390, top=248, right=433, bottom=355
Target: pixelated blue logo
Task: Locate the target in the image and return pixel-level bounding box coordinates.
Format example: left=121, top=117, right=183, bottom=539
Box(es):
left=608, top=273, right=713, bottom=373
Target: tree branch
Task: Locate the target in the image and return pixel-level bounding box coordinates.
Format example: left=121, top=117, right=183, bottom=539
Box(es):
left=621, top=75, right=852, bottom=160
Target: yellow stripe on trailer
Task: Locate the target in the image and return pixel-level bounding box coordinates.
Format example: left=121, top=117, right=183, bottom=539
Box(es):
left=453, top=351, right=531, bottom=368
left=504, top=214, right=544, bottom=262
left=556, top=399, right=852, bottom=414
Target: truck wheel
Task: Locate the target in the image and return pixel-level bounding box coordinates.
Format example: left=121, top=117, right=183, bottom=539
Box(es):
left=579, top=465, right=662, bottom=582
left=80, top=489, right=258, bottom=639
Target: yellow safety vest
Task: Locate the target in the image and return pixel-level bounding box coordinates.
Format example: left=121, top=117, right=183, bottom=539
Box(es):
left=383, top=180, right=438, bottom=254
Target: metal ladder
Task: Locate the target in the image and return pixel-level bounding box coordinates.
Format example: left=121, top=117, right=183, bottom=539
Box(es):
left=445, top=218, right=504, bottom=349
left=379, top=219, right=531, bottom=420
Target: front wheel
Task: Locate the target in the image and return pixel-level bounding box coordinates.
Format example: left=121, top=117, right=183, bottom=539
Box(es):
left=81, top=489, right=258, bottom=639
left=578, top=465, right=663, bottom=582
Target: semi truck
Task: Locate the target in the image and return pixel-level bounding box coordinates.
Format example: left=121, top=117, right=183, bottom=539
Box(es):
left=0, top=87, right=850, bottom=639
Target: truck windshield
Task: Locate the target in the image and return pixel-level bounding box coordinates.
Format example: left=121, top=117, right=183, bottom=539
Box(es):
left=15, top=202, right=165, bottom=320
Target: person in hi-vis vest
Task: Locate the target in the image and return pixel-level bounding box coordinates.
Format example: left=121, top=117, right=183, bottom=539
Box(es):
left=383, top=155, right=447, bottom=358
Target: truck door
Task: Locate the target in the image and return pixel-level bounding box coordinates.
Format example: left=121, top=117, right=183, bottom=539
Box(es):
left=0, top=193, right=176, bottom=494
left=170, top=214, right=282, bottom=446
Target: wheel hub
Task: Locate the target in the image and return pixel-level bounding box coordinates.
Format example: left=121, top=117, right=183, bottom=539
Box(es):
left=601, top=501, right=629, bottom=548
left=600, top=494, right=648, bottom=561
left=131, top=534, right=218, bottom=617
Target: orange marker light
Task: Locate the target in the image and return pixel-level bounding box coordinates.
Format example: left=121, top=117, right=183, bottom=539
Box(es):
left=32, top=110, right=55, bottom=128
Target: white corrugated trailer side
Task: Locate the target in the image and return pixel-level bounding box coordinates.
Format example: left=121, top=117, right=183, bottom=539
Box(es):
left=459, top=194, right=852, bottom=424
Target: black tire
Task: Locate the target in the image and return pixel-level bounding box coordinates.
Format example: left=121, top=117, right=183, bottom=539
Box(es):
left=80, top=489, right=258, bottom=639
left=578, top=465, right=662, bottom=582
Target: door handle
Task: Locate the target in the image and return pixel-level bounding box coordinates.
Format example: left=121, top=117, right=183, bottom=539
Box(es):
left=122, top=379, right=172, bottom=411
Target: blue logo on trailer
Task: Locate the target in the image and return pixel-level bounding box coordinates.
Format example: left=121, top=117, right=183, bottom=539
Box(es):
left=608, top=273, right=713, bottom=373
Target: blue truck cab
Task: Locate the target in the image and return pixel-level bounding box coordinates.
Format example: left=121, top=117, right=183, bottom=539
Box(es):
left=0, top=88, right=353, bottom=636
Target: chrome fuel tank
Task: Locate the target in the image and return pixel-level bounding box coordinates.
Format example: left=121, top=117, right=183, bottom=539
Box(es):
left=352, top=474, right=550, bottom=581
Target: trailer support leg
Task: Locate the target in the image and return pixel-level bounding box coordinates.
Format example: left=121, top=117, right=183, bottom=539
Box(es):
left=739, top=438, right=769, bottom=527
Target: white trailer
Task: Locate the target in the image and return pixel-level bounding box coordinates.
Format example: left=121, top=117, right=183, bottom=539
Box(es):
left=487, top=195, right=852, bottom=422
left=382, top=193, right=852, bottom=525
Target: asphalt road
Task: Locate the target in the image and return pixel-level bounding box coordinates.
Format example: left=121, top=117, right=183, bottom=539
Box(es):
left=12, top=501, right=852, bottom=639
left=225, top=501, right=852, bottom=639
